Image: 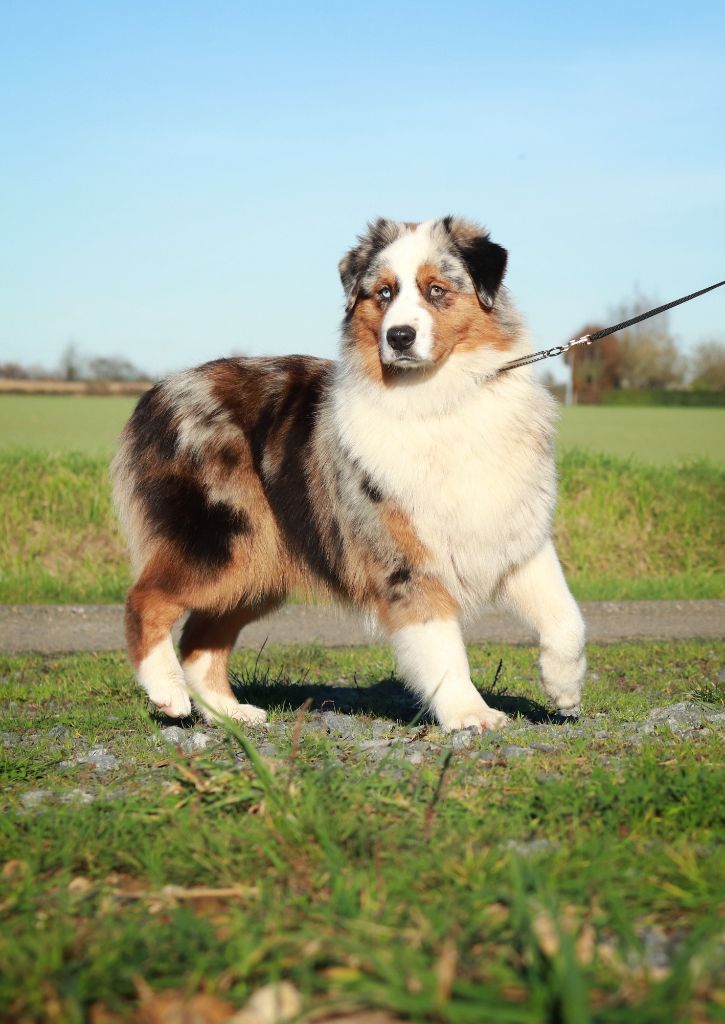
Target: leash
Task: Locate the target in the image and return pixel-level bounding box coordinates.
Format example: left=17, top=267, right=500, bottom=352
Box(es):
left=497, top=278, right=725, bottom=374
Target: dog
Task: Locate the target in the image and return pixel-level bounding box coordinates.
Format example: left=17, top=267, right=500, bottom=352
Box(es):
left=112, top=217, right=586, bottom=730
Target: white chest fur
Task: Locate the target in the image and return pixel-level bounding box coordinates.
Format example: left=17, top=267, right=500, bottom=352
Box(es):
left=330, top=356, right=559, bottom=612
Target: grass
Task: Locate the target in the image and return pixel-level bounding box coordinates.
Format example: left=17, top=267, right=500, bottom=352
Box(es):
left=1, top=641, right=723, bottom=1022
left=0, top=450, right=128, bottom=604
left=557, top=407, right=724, bottom=465
left=1, top=395, right=724, bottom=464
left=0, top=395, right=136, bottom=455
left=0, top=448, right=722, bottom=604
left=556, top=451, right=723, bottom=600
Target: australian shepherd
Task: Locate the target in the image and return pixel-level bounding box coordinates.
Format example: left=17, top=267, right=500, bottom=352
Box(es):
left=112, top=217, right=586, bottom=731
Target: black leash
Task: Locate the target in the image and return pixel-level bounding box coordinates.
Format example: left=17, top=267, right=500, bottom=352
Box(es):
left=498, top=278, right=725, bottom=374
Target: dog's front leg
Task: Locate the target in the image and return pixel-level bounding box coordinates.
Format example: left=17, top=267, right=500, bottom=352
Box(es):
left=499, top=540, right=586, bottom=716
left=390, top=618, right=508, bottom=731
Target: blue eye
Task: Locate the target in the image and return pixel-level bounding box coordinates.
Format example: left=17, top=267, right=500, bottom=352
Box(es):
left=378, top=286, right=392, bottom=301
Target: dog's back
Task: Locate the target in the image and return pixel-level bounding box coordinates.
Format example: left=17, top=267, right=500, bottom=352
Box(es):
left=112, top=354, right=336, bottom=598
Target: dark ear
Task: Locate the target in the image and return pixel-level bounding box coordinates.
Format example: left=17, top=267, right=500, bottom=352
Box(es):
left=339, top=218, right=401, bottom=314
left=338, top=249, right=362, bottom=314
left=443, top=217, right=508, bottom=309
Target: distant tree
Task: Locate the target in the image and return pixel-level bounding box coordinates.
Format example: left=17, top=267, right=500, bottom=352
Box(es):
left=59, top=342, right=84, bottom=381
left=0, top=362, right=29, bottom=379
left=689, top=338, right=725, bottom=390
left=563, top=323, right=621, bottom=403
left=86, top=355, right=148, bottom=381
left=610, top=290, right=686, bottom=389
left=537, top=368, right=567, bottom=402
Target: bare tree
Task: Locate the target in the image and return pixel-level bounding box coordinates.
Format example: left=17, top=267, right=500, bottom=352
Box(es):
left=689, top=337, right=725, bottom=390
left=610, top=290, right=686, bottom=389
left=58, top=341, right=84, bottom=382
left=0, top=362, right=29, bottom=379
left=86, top=355, right=148, bottom=381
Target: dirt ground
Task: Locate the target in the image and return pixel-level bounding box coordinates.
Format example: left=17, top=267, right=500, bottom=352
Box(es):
left=0, top=600, right=723, bottom=653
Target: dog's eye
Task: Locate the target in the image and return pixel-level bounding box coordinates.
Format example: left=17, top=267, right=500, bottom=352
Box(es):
left=428, top=284, right=446, bottom=300
left=377, top=286, right=392, bottom=301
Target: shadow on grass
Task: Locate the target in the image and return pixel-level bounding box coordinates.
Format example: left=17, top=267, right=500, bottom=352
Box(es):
left=150, top=670, right=566, bottom=728
left=150, top=671, right=569, bottom=729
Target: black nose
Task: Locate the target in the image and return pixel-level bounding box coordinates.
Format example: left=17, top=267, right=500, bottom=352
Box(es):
left=386, top=325, right=417, bottom=351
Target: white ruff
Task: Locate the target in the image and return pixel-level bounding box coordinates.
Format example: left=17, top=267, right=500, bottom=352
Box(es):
left=330, top=350, right=559, bottom=615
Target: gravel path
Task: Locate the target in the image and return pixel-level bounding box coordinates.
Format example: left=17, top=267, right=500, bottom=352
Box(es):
left=1, top=600, right=723, bottom=653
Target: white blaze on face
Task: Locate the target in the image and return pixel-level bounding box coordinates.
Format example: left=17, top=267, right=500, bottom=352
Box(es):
left=379, top=222, right=436, bottom=367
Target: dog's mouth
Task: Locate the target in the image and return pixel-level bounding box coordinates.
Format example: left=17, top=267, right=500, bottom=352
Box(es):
left=381, top=352, right=431, bottom=370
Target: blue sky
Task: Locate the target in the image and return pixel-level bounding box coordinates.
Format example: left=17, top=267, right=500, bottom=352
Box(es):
left=1, top=1, right=723, bottom=380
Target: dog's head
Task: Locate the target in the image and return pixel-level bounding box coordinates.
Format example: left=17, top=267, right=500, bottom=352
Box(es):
left=339, top=217, right=514, bottom=380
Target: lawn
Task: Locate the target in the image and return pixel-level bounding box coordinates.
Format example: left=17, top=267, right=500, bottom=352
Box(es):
left=1, top=396, right=722, bottom=605
left=1, top=641, right=723, bottom=1023
left=1, top=395, right=723, bottom=464
left=0, top=395, right=136, bottom=455
left=0, top=447, right=722, bottom=604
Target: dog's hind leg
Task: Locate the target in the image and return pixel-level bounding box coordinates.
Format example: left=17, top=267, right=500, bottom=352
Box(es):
left=179, top=599, right=281, bottom=726
left=125, top=582, right=190, bottom=718
left=498, top=539, right=586, bottom=716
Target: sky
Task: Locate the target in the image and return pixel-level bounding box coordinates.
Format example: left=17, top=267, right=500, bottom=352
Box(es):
left=1, top=1, right=724, bottom=382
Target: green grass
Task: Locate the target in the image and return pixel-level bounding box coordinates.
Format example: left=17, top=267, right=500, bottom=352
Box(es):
left=1, top=642, right=723, bottom=1022
left=0, top=395, right=136, bottom=455
left=557, top=407, right=724, bottom=465
left=0, top=448, right=722, bottom=604
left=555, top=451, right=723, bottom=600
left=0, top=450, right=128, bottom=604
left=1, top=396, right=724, bottom=464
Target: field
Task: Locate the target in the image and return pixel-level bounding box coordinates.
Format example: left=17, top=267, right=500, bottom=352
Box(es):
left=0, top=397, right=723, bottom=603
left=2, top=641, right=724, bottom=1023
left=1, top=395, right=724, bottom=464
left=0, top=395, right=137, bottom=455
left=1, top=396, right=723, bottom=1023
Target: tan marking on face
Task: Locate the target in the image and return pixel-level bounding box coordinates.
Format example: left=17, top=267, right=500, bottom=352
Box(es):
left=346, top=272, right=400, bottom=385
left=416, top=261, right=454, bottom=292
left=414, top=263, right=512, bottom=361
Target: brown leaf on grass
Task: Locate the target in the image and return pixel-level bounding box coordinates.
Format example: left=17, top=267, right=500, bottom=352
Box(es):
left=482, top=901, right=509, bottom=926
left=105, top=878, right=255, bottom=913
left=228, top=981, right=302, bottom=1023
left=2, top=859, right=28, bottom=881
left=68, top=875, right=93, bottom=895
left=531, top=907, right=559, bottom=958
left=576, top=922, right=596, bottom=966
left=89, top=1004, right=125, bottom=1024
left=135, top=977, right=235, bottom=1024
left=41, top=982, right=65, bottom=1022
left=434, top=938, right=458, bottom=1002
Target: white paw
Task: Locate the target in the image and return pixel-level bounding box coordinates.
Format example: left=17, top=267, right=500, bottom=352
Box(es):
left=555, top=703, right=581, bottom=719
left=147, top=684, right=192, bottom=719
left=195, top=697, right=267, bottom=727
left=540, top=649, right=586, bottom=710
left=439, top=704, right=509, bottom=732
